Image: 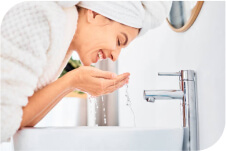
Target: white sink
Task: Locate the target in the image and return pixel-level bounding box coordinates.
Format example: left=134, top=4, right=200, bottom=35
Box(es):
left=13, top=127, right=184, bottom=151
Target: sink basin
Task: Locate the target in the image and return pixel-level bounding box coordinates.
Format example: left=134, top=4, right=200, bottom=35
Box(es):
left=13, top=127, right=184, bottom=151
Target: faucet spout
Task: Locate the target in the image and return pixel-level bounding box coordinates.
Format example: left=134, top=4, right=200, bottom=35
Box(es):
left=144, top=90, right=184, bottom=102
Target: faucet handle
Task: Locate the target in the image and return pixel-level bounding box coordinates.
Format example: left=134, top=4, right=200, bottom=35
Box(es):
left=158, top=72, right=181, bottom=76
left=158, top=70, right=195, bottom=81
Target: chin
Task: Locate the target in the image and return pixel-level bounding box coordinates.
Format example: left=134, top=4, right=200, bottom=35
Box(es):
left=83, top=63, right=91, bottom=66
left=81, top=60, right=91, bottom=66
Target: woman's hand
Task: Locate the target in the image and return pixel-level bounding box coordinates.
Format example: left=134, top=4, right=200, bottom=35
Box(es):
left=66, top=66, right=130, bottom=96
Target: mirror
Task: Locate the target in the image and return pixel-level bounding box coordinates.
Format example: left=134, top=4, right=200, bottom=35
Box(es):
left=167, top=1, right=204, bottom=32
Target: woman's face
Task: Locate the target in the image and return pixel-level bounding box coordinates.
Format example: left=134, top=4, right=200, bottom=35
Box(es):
left=72, top=8, right=139, bottom=66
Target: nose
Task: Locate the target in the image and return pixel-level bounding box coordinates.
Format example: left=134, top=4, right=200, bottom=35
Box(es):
left=110, top=48, right=121, bottom=62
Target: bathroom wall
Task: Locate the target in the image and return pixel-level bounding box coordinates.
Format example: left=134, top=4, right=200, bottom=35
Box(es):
left=118, top=1, right=225, bottom=150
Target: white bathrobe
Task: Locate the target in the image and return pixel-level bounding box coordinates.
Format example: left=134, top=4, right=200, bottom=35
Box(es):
left=1, top=2, right=78, bottom=142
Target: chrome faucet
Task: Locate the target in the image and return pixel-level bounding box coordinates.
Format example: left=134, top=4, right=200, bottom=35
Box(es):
left=144, top=90, right=184, bottom=102
left=144, top=70, right=199, bottom=151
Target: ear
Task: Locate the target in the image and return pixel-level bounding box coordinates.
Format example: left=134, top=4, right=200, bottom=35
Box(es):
left=86, top=9, right=111, bottom=25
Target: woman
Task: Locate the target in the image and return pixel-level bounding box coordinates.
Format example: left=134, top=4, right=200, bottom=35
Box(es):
left=1, top=1, right=171, bottom=142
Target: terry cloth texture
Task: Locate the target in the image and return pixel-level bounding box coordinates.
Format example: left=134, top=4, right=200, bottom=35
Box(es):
left=77, top=1, right=172, bottom=36
left=1, top=1, right=78, bottom=142
left=55, top=1, right=172, bottom=36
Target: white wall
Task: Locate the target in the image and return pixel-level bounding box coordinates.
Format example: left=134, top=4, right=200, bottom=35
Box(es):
left=118, top=2, right=225, bottom=150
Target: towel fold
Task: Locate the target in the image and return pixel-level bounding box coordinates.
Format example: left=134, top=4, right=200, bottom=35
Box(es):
left=58, top=1, right=172, bottom=36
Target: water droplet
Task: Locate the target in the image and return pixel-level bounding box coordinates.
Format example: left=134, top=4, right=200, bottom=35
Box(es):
left=104, top=118, right=107, bottom=124
left=125, top=84, right=136, bottom=127
left=101, top=96, right=107, bottom=126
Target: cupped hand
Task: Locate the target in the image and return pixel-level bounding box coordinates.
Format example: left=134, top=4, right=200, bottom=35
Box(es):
left=67, top=66, right=130, bottom=97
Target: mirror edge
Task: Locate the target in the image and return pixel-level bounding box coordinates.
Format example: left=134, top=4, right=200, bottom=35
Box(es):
left=167, top=1, right=204, bottom=32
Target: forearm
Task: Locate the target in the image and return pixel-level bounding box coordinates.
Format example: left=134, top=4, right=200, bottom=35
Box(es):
left=20, top=73, right=74, bottom=128
left=19, top=66, right=130, bottom=128
left=24, top=87, right=73, bottom=127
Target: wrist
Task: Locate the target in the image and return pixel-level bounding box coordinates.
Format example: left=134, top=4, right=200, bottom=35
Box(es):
left=61, top=69, right=79, bottom=90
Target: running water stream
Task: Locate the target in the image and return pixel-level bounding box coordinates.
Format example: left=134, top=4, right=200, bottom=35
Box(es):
left=125, top=84, right=136, bottom=127
left=101, top=96, right=107, bottom=125
left=88, top=84, right=135, bottom=127
left=88, top=95, right=98, bottom=126
left=88, top=95, right=107, bottom=126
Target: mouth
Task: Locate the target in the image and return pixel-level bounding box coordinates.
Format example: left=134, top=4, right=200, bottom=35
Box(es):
left=95, top=49, right=106, bottom=63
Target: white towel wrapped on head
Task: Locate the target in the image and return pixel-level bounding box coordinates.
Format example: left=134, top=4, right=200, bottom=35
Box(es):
left=58, top=1, right=172, bottom=36
left=77, top=1, right=172, bottom=36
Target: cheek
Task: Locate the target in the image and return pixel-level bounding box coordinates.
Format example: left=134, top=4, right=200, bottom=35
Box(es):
left=93, top=26, right=117, bottom=47
left=77, top=43, right=98, bottom=66
left=77, top=27, right=117, bottom=63
left=98, top=35, right=117, bottom=50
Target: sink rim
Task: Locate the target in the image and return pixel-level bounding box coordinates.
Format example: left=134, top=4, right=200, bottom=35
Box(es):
left=17, top=126, right=184, bottom=131
left=14, top=126, right=184, bottom=151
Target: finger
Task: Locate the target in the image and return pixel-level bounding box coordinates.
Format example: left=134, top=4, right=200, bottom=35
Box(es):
left=93, top=78, right=115, bottom=95
left=111, top=77, right=129, bottom=90
left=97, top=73, right=129, bottom=92
left=110, top=73, right=130, bottom=87
left=94, top=70, right=117, bottom=79
left=105, top=80, right=128, bottom=94
left=102, top=78, right=130, bottom=94
left=125, top=78, right=129, bottom=84
left=115, top=77, right=129, bottom=89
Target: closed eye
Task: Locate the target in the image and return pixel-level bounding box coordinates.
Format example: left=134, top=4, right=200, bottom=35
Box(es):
left=117, top=39, right=121, bottom=46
